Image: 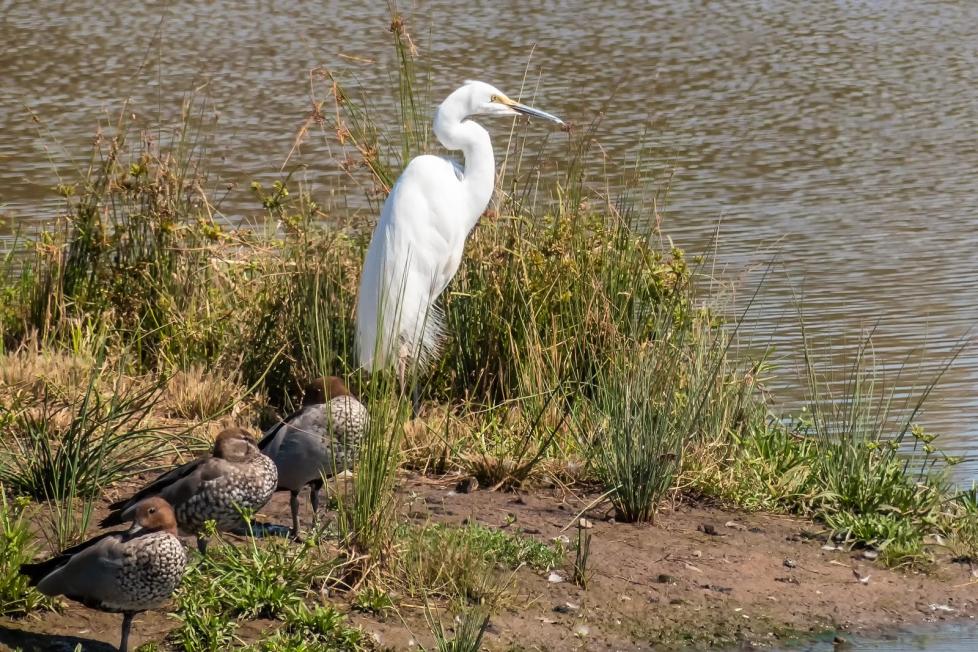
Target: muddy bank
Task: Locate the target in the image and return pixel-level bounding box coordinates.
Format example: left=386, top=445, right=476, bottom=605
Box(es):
left=2, top=473, right=975, bottom=651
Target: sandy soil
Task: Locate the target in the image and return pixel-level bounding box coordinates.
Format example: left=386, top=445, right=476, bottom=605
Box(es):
left=2, top=473, right=976, bottom=651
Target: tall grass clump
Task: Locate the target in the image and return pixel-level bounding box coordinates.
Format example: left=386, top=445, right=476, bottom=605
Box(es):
left=576, top=279, right=740, bottom=523
left=333, top=377, right=409, bottom=561
left=16, top=105, right=227, bottom=366
left=0, top=346, right=179, bottom=546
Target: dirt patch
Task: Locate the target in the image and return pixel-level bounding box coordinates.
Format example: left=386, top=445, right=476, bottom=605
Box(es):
left=2, top=473, right=976, bottom=651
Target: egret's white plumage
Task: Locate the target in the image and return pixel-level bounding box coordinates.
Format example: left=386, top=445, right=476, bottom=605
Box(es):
left=356, top=80, right=564, bottom=374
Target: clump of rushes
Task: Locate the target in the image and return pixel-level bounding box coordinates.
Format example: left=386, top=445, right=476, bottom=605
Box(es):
left=333, top=376, right=408, bottom=561
left=425, top=603, right=490, bottom=652
left=580, top=294, right=735, bottom=523
left=0, top=346, right=179, bottom=547
left=0, top=493, right=52, bottom=617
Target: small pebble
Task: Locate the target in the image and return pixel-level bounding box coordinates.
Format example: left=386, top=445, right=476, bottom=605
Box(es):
left=574, top=624, right=590, bottom=637
left=548, top=572, right=565, bottom=583
left=783, top=558, right=797, bottom=569
left=862, top=549, right=879, bottom=560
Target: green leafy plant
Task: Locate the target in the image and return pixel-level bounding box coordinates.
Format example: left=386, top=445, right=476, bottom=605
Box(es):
left=0, top=492, right=51, bottom=617
left=172, top=528, right=348, bottom=649
left=243, top=603, right=367, bottom=651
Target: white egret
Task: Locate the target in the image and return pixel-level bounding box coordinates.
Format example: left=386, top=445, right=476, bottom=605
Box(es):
left=356, top=80, right=564, bottom=386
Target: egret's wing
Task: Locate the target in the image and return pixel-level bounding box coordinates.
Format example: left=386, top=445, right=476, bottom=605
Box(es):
left=357, top=156, right=458, bottom=370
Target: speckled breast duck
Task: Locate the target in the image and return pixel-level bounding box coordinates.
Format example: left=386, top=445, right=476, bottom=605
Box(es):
left=259, top=376, right=368, bottom=536
left=101, top=427, right=277, bottom=553
left=21, top=497, right=187, bottom=652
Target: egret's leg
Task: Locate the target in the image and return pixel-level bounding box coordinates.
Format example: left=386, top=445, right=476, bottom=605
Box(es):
left=396, top=352, right=408, bottom=400
left=289, top=490, right=300, bottom=539
left=310, top=481, right=323, bottom=529
left=396, top=349, right=421, bottom=417
left=412, top=383, right=421, bottom=418
left=119, top=612, right=134, bottom=652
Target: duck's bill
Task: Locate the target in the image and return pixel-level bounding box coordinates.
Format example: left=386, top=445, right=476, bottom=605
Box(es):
left=509, top=101, right=565, bottom=126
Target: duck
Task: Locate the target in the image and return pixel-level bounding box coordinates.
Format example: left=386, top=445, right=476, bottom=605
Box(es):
left=21, top=497, right=186, bottom=652
left=259, top=376, right=368, bottom=537
left=100, top=427, right=277, bottom=553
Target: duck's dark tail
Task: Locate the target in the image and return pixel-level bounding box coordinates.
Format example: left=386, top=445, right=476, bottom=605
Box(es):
left=20, top=557, right=65, bottom=586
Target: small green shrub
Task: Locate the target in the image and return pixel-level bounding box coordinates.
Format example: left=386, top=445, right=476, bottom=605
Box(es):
left=243, top=603, right=367, bottom=651
left=352, top=584, right=395, bottom=616
left=397, top=522, right=560, bottom=604
left=0, top=493, right=51, bottom=617
left=172, top=531, right=347, bottom=649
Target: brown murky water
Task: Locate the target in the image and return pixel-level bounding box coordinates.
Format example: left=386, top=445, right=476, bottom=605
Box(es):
left=2, top=2, right=977, bottom=484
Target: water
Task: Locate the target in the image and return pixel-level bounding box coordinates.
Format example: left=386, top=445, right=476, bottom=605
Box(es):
left=2, top=2, right=977, bottom=476
left=779, top=624, right=978, bottom=652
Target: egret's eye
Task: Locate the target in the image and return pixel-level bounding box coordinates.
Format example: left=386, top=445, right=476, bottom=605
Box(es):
left=490, top=95, right=499, bottom=103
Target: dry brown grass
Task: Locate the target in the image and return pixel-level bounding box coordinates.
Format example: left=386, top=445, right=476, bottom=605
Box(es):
left=163, top=365, right=255, bottom=422
left=0, top=347, right=95, bottom=401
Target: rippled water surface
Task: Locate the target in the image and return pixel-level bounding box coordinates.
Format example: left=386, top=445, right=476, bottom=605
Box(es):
left=2, top=1, right=977, bottom=477
left=780, top=624, right=978, bottom=652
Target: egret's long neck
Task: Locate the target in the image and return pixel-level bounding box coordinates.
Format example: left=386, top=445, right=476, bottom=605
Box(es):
left=433, top=109, right=495, bottom=224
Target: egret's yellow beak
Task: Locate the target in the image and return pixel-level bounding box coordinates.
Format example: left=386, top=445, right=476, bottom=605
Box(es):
left=496, top=95, right=565, bottom=126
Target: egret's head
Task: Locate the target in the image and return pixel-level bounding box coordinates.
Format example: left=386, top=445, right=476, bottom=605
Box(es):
left=449, top=80, right=564, bottom=126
